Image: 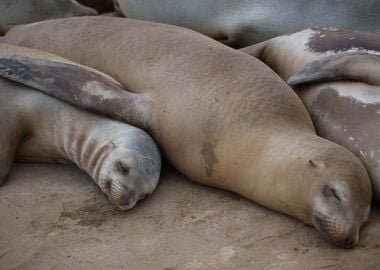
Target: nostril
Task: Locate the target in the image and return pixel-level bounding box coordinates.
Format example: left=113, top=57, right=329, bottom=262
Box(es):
left=344, top=234, right=355, bottom=247
left=119, top=194, right=132, bottom=207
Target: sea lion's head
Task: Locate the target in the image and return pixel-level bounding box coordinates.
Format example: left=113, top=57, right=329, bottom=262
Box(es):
left=307, top=150, right=372, bottom=248
left=96, top=128, right=161, bottom=210
left=312, top=179, right=370, bottom=248
left=266, top=132, right=373, bottom=248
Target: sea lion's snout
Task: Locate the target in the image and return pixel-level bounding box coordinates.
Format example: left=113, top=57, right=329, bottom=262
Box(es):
left=88, top=126, right=161, bottom=210
left=313, top=209, right=359, bottom=248
left=104, top=177, right=139, bottom=210
left=97, top=143, right=161, bottom=210
left=312, top=181, right=369, bottom=248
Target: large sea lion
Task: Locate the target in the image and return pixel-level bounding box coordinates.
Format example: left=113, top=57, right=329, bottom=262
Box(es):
left=0, top=43, right=161, bottom=210
left=0, top=0, right=97, bottom=26
left=241, top=27, right=380, bottom=201
left=0, top=17, right=372, bottom=247
left=113, top=0, right=380, bottom=47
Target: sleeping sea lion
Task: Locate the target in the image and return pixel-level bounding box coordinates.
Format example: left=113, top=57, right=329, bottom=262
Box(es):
left=0, top=43, right=161, bottom=210
left=241, top=27, right=380, bottom=201
left=0, top=17, right=372, bottom=247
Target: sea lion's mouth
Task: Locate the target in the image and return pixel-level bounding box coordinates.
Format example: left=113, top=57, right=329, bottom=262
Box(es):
left=313, top=211, right=358, bottom=248
left=98, top=177, right=144, bottom=211
left=103, top=178, right=137, bottom=210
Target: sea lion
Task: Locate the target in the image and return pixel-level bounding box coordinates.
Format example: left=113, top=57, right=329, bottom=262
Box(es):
left=0, top=0, right=97, bottom=26
left=113, top=0, right=380, bottom=47
left=0, top=43, right=161, bottom=210
left=241, top=27, right=380, bottom=201
left=0, top=17, right=372, bottom=247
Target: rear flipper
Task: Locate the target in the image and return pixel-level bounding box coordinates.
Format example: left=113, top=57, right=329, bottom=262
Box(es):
left=288, top=53, right=380, bottom=86
left=0, top=43, right=151, bottom=129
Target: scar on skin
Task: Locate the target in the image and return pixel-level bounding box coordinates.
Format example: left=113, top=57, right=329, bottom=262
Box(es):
left=201, top=140, right=218, bottom=177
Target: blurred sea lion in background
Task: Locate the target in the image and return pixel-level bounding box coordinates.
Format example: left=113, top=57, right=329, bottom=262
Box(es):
left=0, top=0, right=97, bottom=25
left=113, top=0, right=380, bottom=47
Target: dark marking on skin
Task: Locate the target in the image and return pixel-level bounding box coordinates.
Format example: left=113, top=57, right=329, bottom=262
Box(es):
left=289, top=53, right=380, bottom=86
left=200, top=140, right=218, bottom=177
left=307, top=28, right=380, bottom=53
left=309, top=159, right=317, bottom=168
left=0, top=56, right=148, bottom=129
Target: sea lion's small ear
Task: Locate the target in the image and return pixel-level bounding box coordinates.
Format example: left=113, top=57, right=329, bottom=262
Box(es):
left=288, top=53, right=380, bottom=86
left=308, top=159, right=326, bottom=169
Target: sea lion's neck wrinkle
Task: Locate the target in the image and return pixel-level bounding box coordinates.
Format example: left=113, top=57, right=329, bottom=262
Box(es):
left=86, top=141, right=112, bottom=182
left=58, top=123, right=111, bottom=181
left=59, top=125, right=85, bottom=169
left=72, top=126, right=85, bottom=167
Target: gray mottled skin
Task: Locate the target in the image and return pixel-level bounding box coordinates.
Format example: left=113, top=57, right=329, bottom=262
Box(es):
left=114, top=0, right=380, bottom=47
left=0, top=0, right=97, bottom=25
left=0, top=77, right=161, bottom=210
left=241, top=27, right=380, bottom=201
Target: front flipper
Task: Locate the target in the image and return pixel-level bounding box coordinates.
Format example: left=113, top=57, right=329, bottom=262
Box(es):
left=0, top=43, right=151, bottom=129
left=288, top=53, right=380, bottom=86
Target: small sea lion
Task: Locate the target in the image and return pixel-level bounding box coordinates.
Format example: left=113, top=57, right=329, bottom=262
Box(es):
left=0, top=44, right=161, bottom=210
